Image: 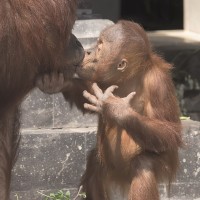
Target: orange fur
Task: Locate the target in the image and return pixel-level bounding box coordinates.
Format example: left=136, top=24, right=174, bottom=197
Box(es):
left=75, top=20, right=182, bottom=200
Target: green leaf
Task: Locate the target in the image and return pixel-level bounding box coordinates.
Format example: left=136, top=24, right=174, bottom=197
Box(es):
left=58, top=190, right=64, bottom=195
left=50, top=193, right=56, bottom=197
left=65, top=191, right=70, bottom=197
left=65, top=196, right=70, bottom=200
left=79, top=192, right=87, bottom=199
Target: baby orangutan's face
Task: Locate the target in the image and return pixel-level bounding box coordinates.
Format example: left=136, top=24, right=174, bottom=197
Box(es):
left=76, top=24, right=128, bottom=85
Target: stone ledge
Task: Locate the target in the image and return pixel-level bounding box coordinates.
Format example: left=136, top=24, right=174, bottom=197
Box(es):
left=10, top=120, right=200, bottom=200
left=148, top=30, right=200, bottom=47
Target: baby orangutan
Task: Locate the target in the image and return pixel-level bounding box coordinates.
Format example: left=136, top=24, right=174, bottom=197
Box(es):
left=76, top=20, right=182, bottom=200
left=37, top=20, right=182, bottom=200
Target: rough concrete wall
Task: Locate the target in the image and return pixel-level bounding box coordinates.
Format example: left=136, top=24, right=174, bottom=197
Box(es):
left=10, top=120, right=200, bottom=200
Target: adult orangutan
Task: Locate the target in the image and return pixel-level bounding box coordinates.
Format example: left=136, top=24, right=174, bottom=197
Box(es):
left=0, top=0, right=84, bottom=199
left=38, top=20, right=182, bottom=200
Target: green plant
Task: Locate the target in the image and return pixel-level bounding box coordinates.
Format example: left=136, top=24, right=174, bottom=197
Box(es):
left=38, top=186, right=86, bottom=200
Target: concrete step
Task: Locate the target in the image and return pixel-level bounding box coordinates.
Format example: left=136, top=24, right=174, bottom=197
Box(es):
left=10, top=120, right=200, bottom=200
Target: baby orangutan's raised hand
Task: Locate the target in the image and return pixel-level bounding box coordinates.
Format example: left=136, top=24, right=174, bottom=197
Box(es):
left=83, top=83, right=136, bottom=113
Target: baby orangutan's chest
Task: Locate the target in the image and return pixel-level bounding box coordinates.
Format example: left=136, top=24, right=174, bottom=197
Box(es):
left=99, top=125, right=142, bottom=169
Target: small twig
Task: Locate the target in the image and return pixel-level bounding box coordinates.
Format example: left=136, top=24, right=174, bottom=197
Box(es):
left=14, top=194, right=19, bottom=200
left=37, top=191, right=51, bottom=198
left=73, top=186, right=83, bottom=200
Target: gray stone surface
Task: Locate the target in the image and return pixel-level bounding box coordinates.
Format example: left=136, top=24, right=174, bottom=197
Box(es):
left=21, top=89, right=54, bottom=129
left=73, top=19, right=114, bottom=49
left=177, top=120, right=200, bottom=183
left=73, top=19, right=113, bottom=39
left=171, top=120, right=200, bottom=200
left=10, top=121, right=200, bottom=200
left=11, top=128, right=96, bottom=200
left=21, top=89, right=98, bottom=129
left=11, top=128, right=96, bottom=192
left=148, top=30, right=200, bottom=61
left=53, top=93, right=97, bottom=128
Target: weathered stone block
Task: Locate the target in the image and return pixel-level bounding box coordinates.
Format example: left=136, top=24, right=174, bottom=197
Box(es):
left=53, top=93, right=97, bottom=128
left=10, top=121, right=200, bottom=200
left=11, top=128, right=96, bottom=193
left=21, top=89, right=54, bottom=129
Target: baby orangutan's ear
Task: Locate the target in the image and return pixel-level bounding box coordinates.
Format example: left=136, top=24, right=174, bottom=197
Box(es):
left=117, top=59, right=128, bottom=72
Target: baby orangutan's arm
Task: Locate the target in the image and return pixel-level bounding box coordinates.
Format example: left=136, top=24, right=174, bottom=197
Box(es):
left=83, top=83, right=181, bottom=153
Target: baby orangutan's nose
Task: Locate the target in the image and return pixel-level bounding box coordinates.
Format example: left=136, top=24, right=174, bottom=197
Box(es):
left=86, top=47, right=95, bottom=56
left=86, top=50, right=91, bottom=55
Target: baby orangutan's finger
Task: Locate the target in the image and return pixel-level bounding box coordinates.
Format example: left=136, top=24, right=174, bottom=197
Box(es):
left=84, top=103, right=99, bottom=113
left=104, top=85, right=118, bottom=97
left=123, top=92, right=136, bottom=103
left=92, top=83, right=103, bottom=99
left=83, top=90, right=98, bottom=105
